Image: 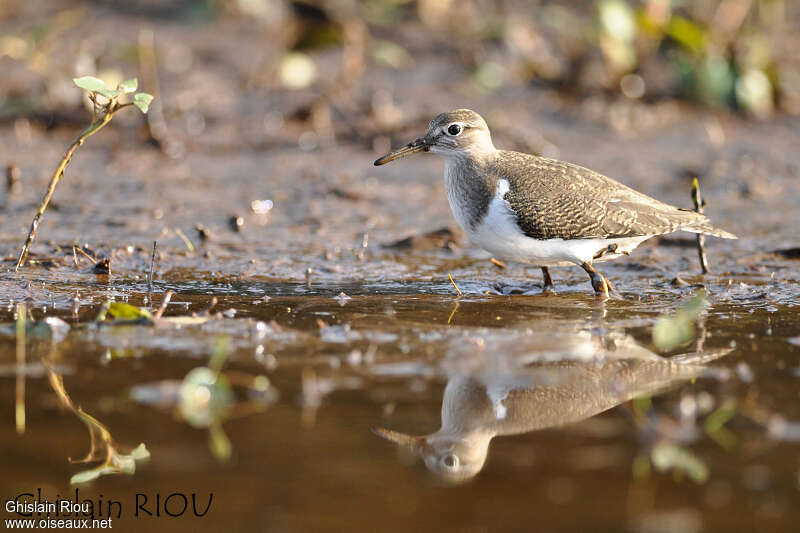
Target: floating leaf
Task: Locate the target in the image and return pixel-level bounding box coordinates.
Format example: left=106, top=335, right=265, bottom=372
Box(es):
left=120, top=78, right=138, bottom=94
left=106, top=302, right=153, bottom=321
left=134, top=92, right=154, bottom=114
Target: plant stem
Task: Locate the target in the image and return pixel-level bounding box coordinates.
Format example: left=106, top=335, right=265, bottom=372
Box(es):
left=691, top=178, right=710, bottom=274
left=14, top=105, right=118, bottom=271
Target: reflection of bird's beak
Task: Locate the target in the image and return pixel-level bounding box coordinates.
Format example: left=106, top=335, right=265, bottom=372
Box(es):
left=372, top=427, right=428, bottom=455
left=374, top=137, right=429, bottom=166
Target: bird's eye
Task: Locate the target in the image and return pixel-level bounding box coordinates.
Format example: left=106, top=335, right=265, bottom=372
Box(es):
left=441, top=454, right=459, bottom=469
left=447, top=124, right=462, bottom=136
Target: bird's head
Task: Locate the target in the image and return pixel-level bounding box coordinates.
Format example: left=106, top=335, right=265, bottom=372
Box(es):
left=372, top=426, right=490, bottom=484
left=374, top=109, right=495, bottom=166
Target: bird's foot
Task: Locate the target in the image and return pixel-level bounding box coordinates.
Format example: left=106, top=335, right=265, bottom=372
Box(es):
left=541, top=267, right=555, bottom=293
left=581, top=262, right=613, bottom=297
left=590, top=275, right=610, bottom=297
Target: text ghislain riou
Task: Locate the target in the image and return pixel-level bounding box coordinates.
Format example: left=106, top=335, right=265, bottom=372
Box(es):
left=6, top=489, right=213, bottom=519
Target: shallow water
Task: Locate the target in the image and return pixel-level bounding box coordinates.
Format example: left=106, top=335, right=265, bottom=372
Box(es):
left=1, top=270, right=799, bottom=532
left=2, top=3, right=800, bottom=532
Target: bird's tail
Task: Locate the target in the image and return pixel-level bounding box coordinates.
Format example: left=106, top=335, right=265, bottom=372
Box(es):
left=683, top=220, right=738, bottom=239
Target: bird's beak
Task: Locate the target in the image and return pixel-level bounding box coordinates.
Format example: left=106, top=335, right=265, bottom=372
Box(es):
left=372, top=427, right=429, bottom=455
left=374, top=137, right=429, bottom=166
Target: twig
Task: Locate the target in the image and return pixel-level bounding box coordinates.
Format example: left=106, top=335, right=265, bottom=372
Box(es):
left=448, top=273, right=463, bottom=297
left=490, top=257, right=506, bottom=268
left=154, top=290, right=174, bottom=320
left=16, top=303, right=26, bottom=435
left=195, top=297, right=218, bottom=317
left=691, top=178, right=710, bottom=274
left=148, top=241, right=157, bottom=296
left=74, top=245, right=97, bottom=264
left=447, top=301, right=460, bottom=325
left=14, top=76, right=152, bottom=271
left=14, top=107, right=118, bottom=271
left=174, top=228, right=195, bottom=252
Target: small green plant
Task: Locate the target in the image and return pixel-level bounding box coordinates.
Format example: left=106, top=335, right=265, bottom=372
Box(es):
left=652, top=291, right=707, bottom=351
left=14, top=76, right=153, bottom=271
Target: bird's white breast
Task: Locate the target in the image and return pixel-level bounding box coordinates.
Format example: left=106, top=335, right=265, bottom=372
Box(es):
left=444, top=167, right=650, bottom=267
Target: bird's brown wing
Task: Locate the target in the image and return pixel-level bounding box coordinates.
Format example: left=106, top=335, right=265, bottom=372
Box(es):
left=493, top=152, right=715, bottom=240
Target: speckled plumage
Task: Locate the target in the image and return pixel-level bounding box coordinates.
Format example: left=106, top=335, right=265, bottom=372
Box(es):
left=489, top=151, right=734, bottom=240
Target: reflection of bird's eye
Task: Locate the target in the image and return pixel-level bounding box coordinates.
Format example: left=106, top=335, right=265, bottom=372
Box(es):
left=447, top=124, right=462, bottom=136
left=442, top=454, right=459, bottom=469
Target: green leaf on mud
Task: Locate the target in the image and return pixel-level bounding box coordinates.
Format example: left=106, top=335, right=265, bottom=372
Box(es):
left=106, top=302, right=153, bottom=321
left=120, top=78, right=138, bottom=93
left=133, top=92, right=154, bottom=114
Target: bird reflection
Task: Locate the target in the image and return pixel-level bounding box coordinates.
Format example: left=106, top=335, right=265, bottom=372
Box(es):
left=374, top=333, right=727, bottom=483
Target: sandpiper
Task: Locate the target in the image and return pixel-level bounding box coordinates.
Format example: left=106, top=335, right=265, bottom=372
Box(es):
left=374, top=331, right=730, bottom=483
left=374, top=109, right=736, bottom=296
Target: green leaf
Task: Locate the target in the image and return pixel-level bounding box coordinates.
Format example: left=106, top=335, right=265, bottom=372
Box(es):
left=116, top=455, right=136, bottom=475
left=97, top=87, right=122, bottom=100
left=73, top=76, right=122, bottom=100
left=666, top=15, right=707, bottom=55
left=209, top=422, right=232, bottom=462
left=70, top=468, right=103, bottom=485
left=651, top=442, right=709, bottom=483
left=134, top=93, right=154, bottom=114
left=129, top=443, right=151, bottom=461
left=106, top=302, right=153, bottom=321
left=120, top=78, right=138, bottom=93
left=179, top=367, right=233, bottom=428
left=652, top=291, right=707, bottom=351
left=74, top=76, right=107, bottom=93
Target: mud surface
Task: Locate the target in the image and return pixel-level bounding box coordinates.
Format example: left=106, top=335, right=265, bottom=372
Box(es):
left=1, top=3, right=800, bottom=532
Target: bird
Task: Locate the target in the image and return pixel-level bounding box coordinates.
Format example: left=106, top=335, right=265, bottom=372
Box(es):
left=373, top=331, right=730, bottom=483
left=374, top=109, right=736, bottom=296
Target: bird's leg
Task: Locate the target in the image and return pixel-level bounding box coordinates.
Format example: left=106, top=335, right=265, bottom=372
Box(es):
left=541, top=267, right=555, bottom=293
left=581, top=262, right=613, bottom=297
